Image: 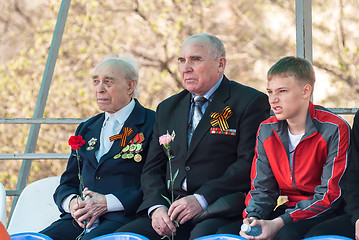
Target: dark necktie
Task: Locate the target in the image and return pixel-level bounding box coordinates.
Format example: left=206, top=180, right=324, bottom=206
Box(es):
left=188, top=96, right=207, bottom=145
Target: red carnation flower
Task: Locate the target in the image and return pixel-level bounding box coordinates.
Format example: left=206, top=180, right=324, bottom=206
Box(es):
left=68, top=135, right=85, bottom=150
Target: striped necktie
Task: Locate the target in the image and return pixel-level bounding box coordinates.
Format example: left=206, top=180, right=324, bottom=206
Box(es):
left=188, top=96, right=207, bottom=145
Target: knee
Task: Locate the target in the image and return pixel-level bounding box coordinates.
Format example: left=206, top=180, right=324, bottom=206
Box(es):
left=189, top=222, right=213, bottom=239
left=216, top=221, right=241, bottom=235
left=275, top=227, right=302, bottom=240
left=116, top=221, right=135, bottom=233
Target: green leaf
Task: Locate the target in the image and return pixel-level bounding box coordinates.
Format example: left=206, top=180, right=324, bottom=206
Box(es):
left=161, top=194, right=172, bottom=206
left=173, top=169, right=179, bottom=182
left=167, top=179, right=171, bottom=190
left=161, top=235, right=171, bottom=240
left=173, top=220, right=179, bottom=227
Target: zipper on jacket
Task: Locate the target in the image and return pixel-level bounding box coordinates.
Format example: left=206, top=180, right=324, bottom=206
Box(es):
left=290, top=132, right=316, bottom=190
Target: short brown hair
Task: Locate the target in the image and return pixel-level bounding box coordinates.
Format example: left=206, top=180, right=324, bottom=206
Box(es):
left=267, top=56, right=315, bottom=87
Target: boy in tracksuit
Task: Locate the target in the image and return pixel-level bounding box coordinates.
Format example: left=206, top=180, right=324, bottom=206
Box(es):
left=240, top=56, right=350, bottom=240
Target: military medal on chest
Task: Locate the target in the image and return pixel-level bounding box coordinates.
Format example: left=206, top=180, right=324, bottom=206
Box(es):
left=113, top=132, right=145, bottom=162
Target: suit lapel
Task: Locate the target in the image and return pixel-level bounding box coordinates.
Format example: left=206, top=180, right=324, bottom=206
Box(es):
left=187, top=77, right=231, bottom=158
left=175, top=93, right=192, bottom=153
left=98, top=100, right=145, bottom=166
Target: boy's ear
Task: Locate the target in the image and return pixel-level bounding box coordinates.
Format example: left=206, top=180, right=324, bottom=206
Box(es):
left=303, top=84, right=312, bottom=98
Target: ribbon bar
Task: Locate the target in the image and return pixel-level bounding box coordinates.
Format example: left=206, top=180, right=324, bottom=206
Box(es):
left=130, top=132, right=145, bottom=144
left=109, top=127, right=134, bottom=147
left=210, top=106, right=233, bottom=131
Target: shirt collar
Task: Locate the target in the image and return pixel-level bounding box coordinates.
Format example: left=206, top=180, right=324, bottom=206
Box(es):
left=191, top=75, right=223, bottom=101
left=103, top=98, right=136, bottom=126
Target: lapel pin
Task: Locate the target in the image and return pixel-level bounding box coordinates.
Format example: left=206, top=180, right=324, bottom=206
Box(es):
left=87, top=137, right=97, bottom=151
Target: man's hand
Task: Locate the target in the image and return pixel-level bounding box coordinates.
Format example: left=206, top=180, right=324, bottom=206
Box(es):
left=240, top=217, right=284, bottom=240
left=72, top=188, right=108, bottom=228
left=69, top=195, right=84, bottom=227
left=355, top=218, right=359, bottom=240
left=151, top=206, right=177, bottom=237
left=168, top=195, right=202, bottom=224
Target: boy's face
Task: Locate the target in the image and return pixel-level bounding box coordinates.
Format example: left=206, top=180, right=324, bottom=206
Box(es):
left=267, top=75, right=311, bottom=122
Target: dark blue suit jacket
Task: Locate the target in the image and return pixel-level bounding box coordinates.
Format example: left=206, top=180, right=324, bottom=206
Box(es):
left=54, top=99, right=155, bottom=224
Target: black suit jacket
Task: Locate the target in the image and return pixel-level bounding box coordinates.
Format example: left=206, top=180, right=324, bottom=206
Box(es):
left=138, top=76, right=270, bottom=214
left=54, top=99, right=155, bottom=224
left=343, top=110, right=359, bottom=224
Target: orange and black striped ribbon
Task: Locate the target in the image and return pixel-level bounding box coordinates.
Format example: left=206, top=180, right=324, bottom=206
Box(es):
left=109, top=127, right=133, bottom=147
left=210, top=106, right=233, bottom=131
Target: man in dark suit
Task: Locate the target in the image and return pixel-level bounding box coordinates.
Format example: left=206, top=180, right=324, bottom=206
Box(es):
left=40, top=57, right=155, bottom=240
left=118, top=33, right=270, bottom=239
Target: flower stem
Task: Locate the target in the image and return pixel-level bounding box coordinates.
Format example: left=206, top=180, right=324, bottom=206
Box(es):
left=167, top=147, right=174, bottom=203
left=166, top=146, right=175, bottom=240
left=76, top=149, right=84, bottom=191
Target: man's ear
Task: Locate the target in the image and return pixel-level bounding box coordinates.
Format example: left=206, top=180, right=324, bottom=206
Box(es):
left=218, top=57, right=226, bottom=72
left=303, top=83, right=312, bottom=99
left=127, top=80, right=136, bottom=95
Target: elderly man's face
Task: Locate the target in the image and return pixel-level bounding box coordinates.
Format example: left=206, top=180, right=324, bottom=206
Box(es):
left=92, top=60, right=135, bottom=113
left=178, top=39, right=225, bottom=96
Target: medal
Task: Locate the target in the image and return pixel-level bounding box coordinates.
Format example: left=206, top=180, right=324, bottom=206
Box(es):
left=129, top=144, right=136, bottom=152
left=134, top=154, right=142, bottom=162
left=113, top=153, right=121, bottom=159
left=127, top=153, right=134, bottom=159
left=135, top=143, right=142, bottom=152
left=122, top=145, right=130, bottom=152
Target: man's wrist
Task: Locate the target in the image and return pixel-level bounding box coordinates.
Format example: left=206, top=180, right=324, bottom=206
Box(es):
left=148, top=205, right=166, bottom=218
left=193, top=194, right=208, bottom=210
left=61, top=193, right=78, bottom=213
left=69, top=195, right=79, bottom=210
left=273, top=217, right=285, bottom=229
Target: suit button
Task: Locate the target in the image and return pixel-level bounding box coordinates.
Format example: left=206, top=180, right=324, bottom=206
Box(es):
left=185, top=166, right=191, bottom=171
left=95, top=176, right=101, bottom=180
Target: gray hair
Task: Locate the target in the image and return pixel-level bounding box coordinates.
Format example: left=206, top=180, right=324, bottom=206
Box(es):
left=182, top=33, right=226, bottom=59
left=100, top=55, right=139, bottom=96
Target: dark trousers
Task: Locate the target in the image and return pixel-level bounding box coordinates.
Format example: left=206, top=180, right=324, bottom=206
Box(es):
left=117, top=215, right=239, bottom=240
left=217, top=205, right=343, bottom=240
left=40, top=217, right=126, bottom=240
left=305, top=214, right=355, bottom=239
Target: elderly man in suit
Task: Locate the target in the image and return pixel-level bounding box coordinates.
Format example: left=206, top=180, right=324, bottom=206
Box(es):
left=40, top=57, right=155, bottom=240
left=118, top=33, right=270, bottom=239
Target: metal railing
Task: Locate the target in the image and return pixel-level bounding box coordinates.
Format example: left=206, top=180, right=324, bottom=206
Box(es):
left=2, top=0, right=357, bottom=226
